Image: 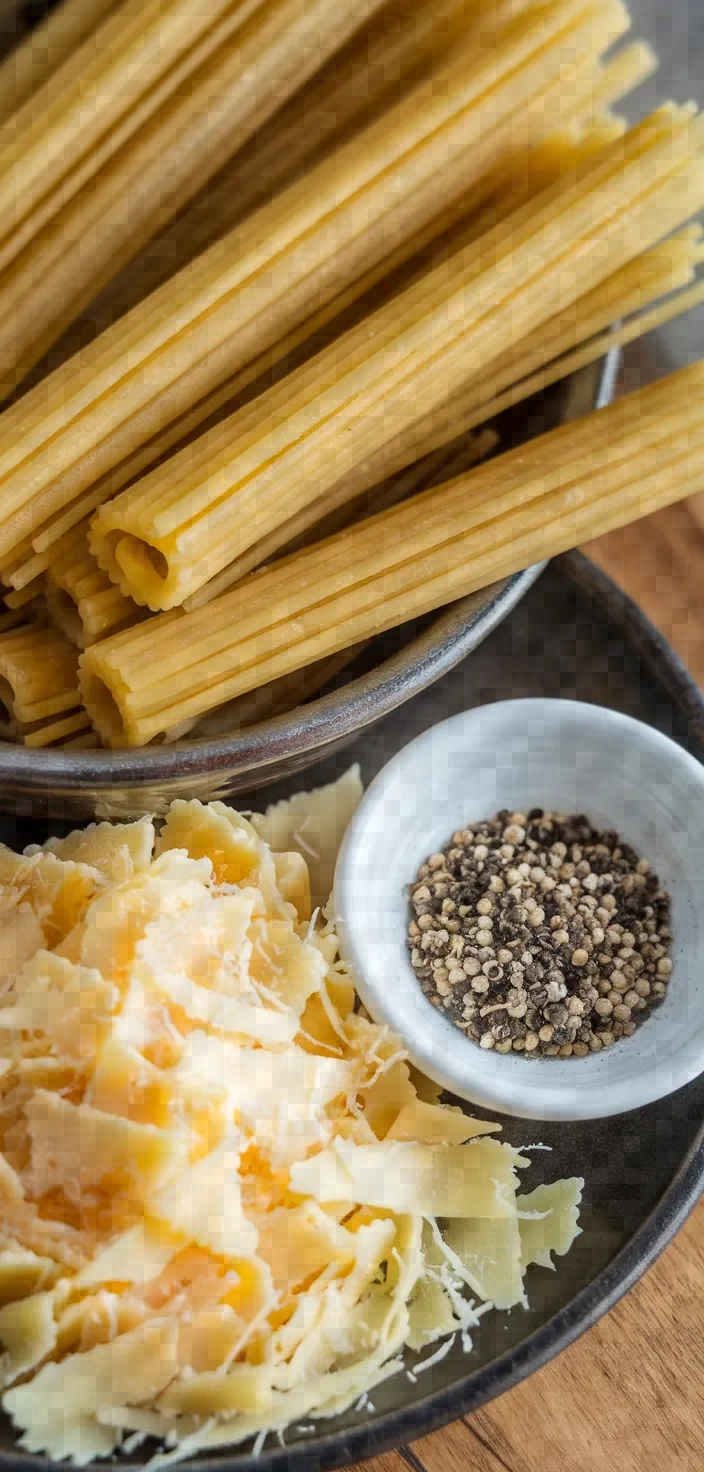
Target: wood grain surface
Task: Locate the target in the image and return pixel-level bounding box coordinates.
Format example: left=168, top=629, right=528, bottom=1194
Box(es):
left=351, top=349, right=704, bottom=1472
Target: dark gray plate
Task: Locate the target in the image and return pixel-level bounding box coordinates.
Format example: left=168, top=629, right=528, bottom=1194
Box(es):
left=1, top=550, right=702, bottom=1472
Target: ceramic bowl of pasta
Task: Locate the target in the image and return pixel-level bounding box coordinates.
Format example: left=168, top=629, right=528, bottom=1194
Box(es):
left=0, top=359, right=616, bottom=823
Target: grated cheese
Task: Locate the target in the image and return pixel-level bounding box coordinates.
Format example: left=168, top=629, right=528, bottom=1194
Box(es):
left=0, top=778, right=583, bottom=1463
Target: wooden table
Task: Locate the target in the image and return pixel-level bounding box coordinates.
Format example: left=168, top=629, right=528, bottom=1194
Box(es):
left=352, top=357, right=704, bottom=1472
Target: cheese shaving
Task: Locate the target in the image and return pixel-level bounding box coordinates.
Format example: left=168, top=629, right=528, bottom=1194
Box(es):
left=0, top=775, right=583, bottom=1462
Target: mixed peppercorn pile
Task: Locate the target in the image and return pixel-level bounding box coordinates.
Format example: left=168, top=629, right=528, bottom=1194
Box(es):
left=407, top=809, right=672, bottom=1058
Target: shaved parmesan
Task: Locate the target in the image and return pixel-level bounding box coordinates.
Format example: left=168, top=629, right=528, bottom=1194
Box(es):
left=0, top=1289, right=57, bottom=1387
left=149, top=1139, right=257, bottom=1260
left=273, top=852, right=311, bottom=922
left=138, top=889, right=255, bottom=998
left=444, top=1216, right=525, bottom=1309
left=517, top=1179, right=584, bottom=1269
left=156, top=803, right=271, bottom=895
left=251, top=767, right=363, bottom=910
left=73, top=1222, right=182, bottom=1291
left=407, top=1274, right=457, bottom=1350
left=0, top=1248, right=56, bottom=1307
left=160, top=1362, right=270, bottom=1415
left=0, top=794, right=583, bottom=1465
left=361, top=1060, right=417, bottom=1140
left=178, top=1032, right=354, bottom=1163
left=386, top=1100, right=502, bottom=1146
left=5, top=1318, right=180, bottom=1460
left=290, top=1138, right=521, bottom=1218
left=0, top=904, right=45, bottom=989
left=41, top=818, right=155, bottom=885
left=255, top=1202, right=357, bottom=1294
left=248, top=917, right=326, bottom=1014
left=145, top=965, right=297, bottom=1045
left=23, top=1091, right=183, bottom=1203
left=0, top=952, right=118, bottom=1060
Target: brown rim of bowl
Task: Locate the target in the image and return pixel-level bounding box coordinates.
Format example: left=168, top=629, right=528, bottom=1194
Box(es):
left=0, top=352, right=618, bottom=792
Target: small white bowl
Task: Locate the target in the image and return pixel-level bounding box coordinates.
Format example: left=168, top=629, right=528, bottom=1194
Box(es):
left=333, top=699, right=704, bottom=1121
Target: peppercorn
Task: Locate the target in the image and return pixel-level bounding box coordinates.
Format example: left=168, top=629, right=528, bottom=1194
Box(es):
left=407, top=809, right=672, bottom=1058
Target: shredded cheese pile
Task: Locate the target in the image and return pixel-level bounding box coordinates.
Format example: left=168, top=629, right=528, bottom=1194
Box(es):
left=0, top=772, right=582, bottom=1465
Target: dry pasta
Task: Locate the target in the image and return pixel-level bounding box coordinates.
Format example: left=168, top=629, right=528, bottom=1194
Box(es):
left=87, top=106, right=704, bottom=613
left=44, top=521, right=142, bottom=651
left=0, top=0, right=116, bottom=125
left=0, top=0, right=387, bottom=392
left=185, top=221, right=704, bottom=606
left=0, top=0, right=263, bottom=273
left=0, top=623, right=93, bottom=749
left=54, top=0, right=491, bottom=338
left=79, top=361, right=704, bottom=746
left=170, top=646, right=369, bottom=743
left=9, top=35, right=654, bottom=595
left=0, top=0, right=631, bottom=579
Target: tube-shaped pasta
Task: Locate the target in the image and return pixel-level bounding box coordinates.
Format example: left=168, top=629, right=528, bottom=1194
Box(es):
left=0, top=0, right=388, bottom=393
left=79, top=361, right=704, bottom=747
left=0, top=624, right=93, bottom=748
left=0, top=0, right=264, bottom=270
left=89, top=106, right=704, bottom=611
left=0, top=25, right=654, bottom=597
left=7, top=111, right=622, bottom=591
left=169, top=646, right=368, bottom=743
left=0, top=0, right=117, bottom=125
left=60, top=0, right=494, bottom=334
left=184, top=222, right=704, bottom=607
left=44, top=522, right=142, bottom=651
left=0, top=0, right=632, bottom=574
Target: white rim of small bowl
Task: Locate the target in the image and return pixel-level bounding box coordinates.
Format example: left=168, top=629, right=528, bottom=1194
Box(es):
left=333, top=698, right=704, bottom=1120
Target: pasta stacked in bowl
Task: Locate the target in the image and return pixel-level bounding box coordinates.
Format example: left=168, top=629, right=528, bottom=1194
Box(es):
left=0, top=0, right=700, bottom=804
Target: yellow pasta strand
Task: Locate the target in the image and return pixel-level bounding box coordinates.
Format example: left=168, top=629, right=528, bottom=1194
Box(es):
left=0, top=0, right=261, bottom=269
left=21, top=40, right=651, bottom=587
left=8, top=114, right=603, bottom=584
left=0, top=624, right=91, bottom=748
left=88, top=106, right=704, bottom=611
left=2, top=12, right=649, bottom=583
left=0, top=0, right=629, bottom=570
left=79, top=361, right=704, bottom=747
left=0, top=0, right=116, bottom=125
left=167, top=646, right=368, bottom=743
left=0, top=0, right=388, bottom=393
left=57, top=0, right=493, bottom=339
left=186, top=226, right=703, bottom=606
left=44, top=522, right=142, bottom=651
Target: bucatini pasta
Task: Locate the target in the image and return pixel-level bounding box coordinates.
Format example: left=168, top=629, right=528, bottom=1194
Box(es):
left=10, top=36, right=655, bottom=597
left=0, top=0, right=387, bottom=392
left=54, top=0, right=489, bottom=338
left=79, top=363, right=704, bottom=746
left=0, top=0, right=116, bottom=125
left=185, top=220, right=704, bottom=606
left=0, top=624, right=94, bottom=749
left=44, top=520, right=142, bottom=651
left=0, top=0, right=700, bottom=753
left=0, top=783, right=582, bottom=1463
left=87, top=106, right=704, bottom=612
left=0, top=0, right=263, bottom=274
left=0, top=0, right=631, bottom=583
